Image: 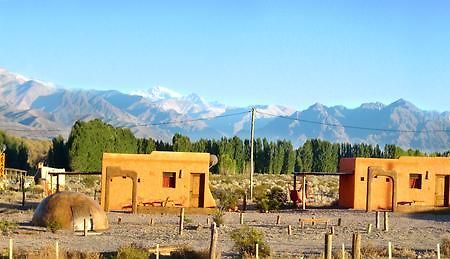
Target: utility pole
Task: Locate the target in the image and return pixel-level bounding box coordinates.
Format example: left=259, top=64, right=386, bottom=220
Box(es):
left=250, top=107, right=255, bottom=200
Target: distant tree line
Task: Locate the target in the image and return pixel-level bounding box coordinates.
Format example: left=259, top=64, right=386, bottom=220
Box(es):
left=47, top=119, right=449, bottom=173
left=0, top=130, right=29, bottom=170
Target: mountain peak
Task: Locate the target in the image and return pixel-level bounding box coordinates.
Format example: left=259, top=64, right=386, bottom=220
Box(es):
left=360, top=102, right=385, bottom=110
left=132, top=86, right=182, bottom=101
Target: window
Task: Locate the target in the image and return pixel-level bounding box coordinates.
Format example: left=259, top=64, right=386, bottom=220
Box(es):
left=163, top=172, right=176, bottom=188
left=409, top=174, right=422, bottom=189
left=360, top=177, right=365, bottom=181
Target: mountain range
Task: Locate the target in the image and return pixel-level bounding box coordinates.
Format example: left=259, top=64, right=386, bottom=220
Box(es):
left=0, top=68, right=449, bottom=152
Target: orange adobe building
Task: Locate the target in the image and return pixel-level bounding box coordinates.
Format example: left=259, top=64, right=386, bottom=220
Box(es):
left=339, top=157, right=450, bottom=212
left=100, top=151, right=216, bottom=212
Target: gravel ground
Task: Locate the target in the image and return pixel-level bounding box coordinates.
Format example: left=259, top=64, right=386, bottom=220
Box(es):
left=1, top=198, right=450, bottom=258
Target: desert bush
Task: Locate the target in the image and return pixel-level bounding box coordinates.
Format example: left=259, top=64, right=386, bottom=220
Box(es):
left=212, top=188, right=241, bottom=211
left=267, top=186, right=287, bottom=210
left=46, top=219, right=62, bottom=233
left=361, top=243, right=385, bottom=257
left=212, top=209, right=225, bottom=227
left=170, top=246, right=209, bottom=259
left=442, top=237, right=450, bottom=256
left=117, top=244, right=148, bottom=259
left=230, top=226, right=271, bottom=258
left=0, top=219, right=17, bottom=235
left=81, top=176, right=99, bottom=189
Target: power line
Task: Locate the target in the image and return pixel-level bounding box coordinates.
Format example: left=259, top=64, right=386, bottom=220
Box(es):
left=255, top=110, right=450, bottom=134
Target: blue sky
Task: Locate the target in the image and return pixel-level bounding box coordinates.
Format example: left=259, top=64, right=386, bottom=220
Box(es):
left=0, top=1, right=449, bottom=111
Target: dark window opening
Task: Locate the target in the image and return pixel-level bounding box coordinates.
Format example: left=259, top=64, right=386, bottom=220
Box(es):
left=386, top=178, right=390, bottom=182
left=138, top=178, right=141, bottom=183
left=360, top=177, right=365, bottom=181
left=409, top=174, right=422, bottom=189
left=163, top=172, right=176, bottom=188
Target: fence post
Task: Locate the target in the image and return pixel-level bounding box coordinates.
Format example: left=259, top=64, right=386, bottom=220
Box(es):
left=375, top=211, right=380, bottom=229
left=255, top=243, right=259, bottom=259
left=288, top=225, right=292, bottom=235
left=239, top=212, right=244, bottom=225
left=352, top=233, right=361, bottom=259
left=21, top=173, right=25, bottom=207
left=325, top=234, right=333, bottom=259
left=83, top=219, right=87, bottom=236
left=9, top=238, right=13, bottom=259
left=388, top=241, right=392, bottom=259
left=384, top=212, right=389, bottom=232
left=209, top=223, right=218, bottom=259
left=330, top=226, right=335, bottom=235
left=156, top=244, right=160, bottom=259
left=367, top=223, right=372, bottom=234
left=338, top=218, right=342, bottom=226
left=342, top=243, right=345, bottom=259
left=437, top=243, right=441, bottom=259
left=179, top=208, right=185, bottom=235
left=276, top=215, right=281, bottom=225
left=150, top=218, right=154, bottom=225
left=55, top=241, right=59, bottom=259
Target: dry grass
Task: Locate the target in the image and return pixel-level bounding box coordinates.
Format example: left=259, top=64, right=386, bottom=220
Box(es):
left=442, top=237, right=450, bottom=256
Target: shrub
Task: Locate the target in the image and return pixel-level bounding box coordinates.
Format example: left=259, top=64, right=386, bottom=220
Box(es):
left=170, top=247, right=209, bottom=259
left=46, top=219, right=62, bottom=233
left=257, top=199, right=270, bottom=213
left=267, top=186, right=287, bottom=209
left=212, top=209, right=224, bottom=227
left=0, top=219, right=17, bottom=235
left=442, top=237, right=450, bottom=256
left=81, top=176, right=99, bottom=189
left=230, top=226, right=271, bottom=257
left=117, top=244, right=148, bottom=259
left=212, top=188, right=240, bottom=211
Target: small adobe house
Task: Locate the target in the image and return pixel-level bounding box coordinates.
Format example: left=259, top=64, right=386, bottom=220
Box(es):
left=339, top=157, right=450, bottom=212
left=100, top=151, right=216, bottom=212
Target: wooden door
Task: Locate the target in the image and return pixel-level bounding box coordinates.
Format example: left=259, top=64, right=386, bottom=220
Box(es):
left=435, top=175, right=445, bottom=207
left=371, top=176, right=393, bottom=210
left=190, top=173, right=205, bottom=208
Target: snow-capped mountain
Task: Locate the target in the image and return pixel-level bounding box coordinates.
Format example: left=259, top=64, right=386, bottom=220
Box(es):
left=0, top=68, right=449, bottom=152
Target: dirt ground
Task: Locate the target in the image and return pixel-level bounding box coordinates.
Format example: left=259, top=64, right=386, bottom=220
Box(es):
left=1, top=195, right=450, bottom=258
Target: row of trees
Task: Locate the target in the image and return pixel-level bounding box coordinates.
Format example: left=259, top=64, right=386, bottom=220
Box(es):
left=47, top=119, right=441, bottom=174
left=0, top=130, right=29, bottom=170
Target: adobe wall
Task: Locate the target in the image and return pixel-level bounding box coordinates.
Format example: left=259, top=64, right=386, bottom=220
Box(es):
left=348, top=157, right=450, bottom=210
left=100, top=151, right=216, bottom=211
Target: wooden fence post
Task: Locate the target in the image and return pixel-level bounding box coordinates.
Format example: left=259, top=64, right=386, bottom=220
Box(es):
left=367, top=223, right=372, bottom=234
left=83, top=218, right=88, bottom=236
left=150, top=218, right=154, bottom=225
left=209, top=223, right=218, bottom=259
left=55, top=241, right=59, bottom=259
left=179, top=208, right=185, bottom=235
left=325, top=234, right=333, bottom=259
left=388, top=241, right=392, bottom=259
left=156, top=244, right=160, bottom=259
left=206, top=217, right=210, bottom=225
left=9, top=238, right=13, bottom=259
left=437, top=243, right=441, bottom=259
left=342, top=243, right=345, bottom=259
left=384, top=212, right=389, bottom=232
left=21, top=173, right=25, bottom=207
left=255, top=243, right=259, bottom=259
left=276, top=215, right=281, bottom=225
left=338, top=218, right=342, bottom=226
left=330, top=226, right=335, bottom=235
left=375, top=211, right=380, bottom=229
left=239, top=212, right=244, bottom=225
left=352, top=233, right=361, bottom=259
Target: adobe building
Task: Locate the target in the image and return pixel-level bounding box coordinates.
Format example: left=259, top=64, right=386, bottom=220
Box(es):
left=339, top=157, right=450, bottom=212
left=100, top=151, right=216, bottom=212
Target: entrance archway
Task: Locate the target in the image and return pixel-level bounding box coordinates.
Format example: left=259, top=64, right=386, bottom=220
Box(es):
left=366, top=166, right=398, bottom=212
left=104, top=167, right=138, bottom=213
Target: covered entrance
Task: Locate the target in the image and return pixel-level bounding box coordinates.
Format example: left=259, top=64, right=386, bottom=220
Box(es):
left=435, top=175, right=450, bottom=207
left=190, top=173, right=205, bottom=208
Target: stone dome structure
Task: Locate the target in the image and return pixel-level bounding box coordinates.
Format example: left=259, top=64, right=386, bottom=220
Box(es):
left=32, top=191, right=109, bottom=231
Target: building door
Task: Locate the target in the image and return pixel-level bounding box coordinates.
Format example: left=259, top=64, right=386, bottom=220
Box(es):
left=371, top=176, right=393, bottom=211
left=435, top=175, right=450, bottom=207
left=190, top=173, right=205, bottom=208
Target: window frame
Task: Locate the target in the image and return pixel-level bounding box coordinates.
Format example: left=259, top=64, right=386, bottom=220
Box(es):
left=409, top=173, right=422, bottom=189
left=162, top=172, right=176, bottom=188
